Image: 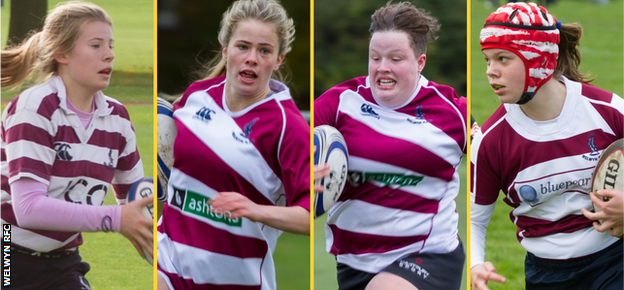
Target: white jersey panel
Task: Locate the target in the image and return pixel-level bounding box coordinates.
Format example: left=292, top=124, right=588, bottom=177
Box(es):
left=175, top=91, right=283, bottom=200
left=520, top=228, right=617, bottom=259
left=157, top=232, right=274, bottom=287
left=338, top=92, right=462, bottom=166
left=327, top=200, right=435, bottom=236
left=5, top=221, right=80, bottom=252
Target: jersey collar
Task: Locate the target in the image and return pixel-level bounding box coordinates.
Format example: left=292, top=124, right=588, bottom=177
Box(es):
left=51, top=75, right=114, bottom=117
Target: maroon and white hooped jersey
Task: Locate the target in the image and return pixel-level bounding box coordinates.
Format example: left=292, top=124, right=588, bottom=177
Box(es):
left=156, top=76, right=310, bottom=290
left=1, top=76, right=143, bottom=252
left=314, top=75, right=467, bottom=273
left=471, top=76, right=623, bottom=261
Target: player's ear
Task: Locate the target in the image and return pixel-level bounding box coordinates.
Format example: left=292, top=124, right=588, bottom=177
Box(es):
left=416, top=54, right=426, bottom=73
left=54, top=51, right=69, bottom=65
left=273, top=54, right=284, bottom=71
left=222, top=45, right=227, bottom=63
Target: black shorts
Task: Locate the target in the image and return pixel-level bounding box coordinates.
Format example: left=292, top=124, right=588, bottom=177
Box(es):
left=525, top=239, right=623, bottom=290
left=337, top=240, right=465, bottom=290
left=11, top=246, right=91, bottom=290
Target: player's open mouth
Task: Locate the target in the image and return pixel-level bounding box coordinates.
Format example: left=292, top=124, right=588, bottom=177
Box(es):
left=491, top=84, right=505, bottom=93
left=378, top=79, right=396, bottom=88
left=240, top=71, right=257, bottom=82
left=99, top=69, right=112, bottom=75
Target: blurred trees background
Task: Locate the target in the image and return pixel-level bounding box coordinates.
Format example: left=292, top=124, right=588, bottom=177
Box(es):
left=157, top=0, right=310, bottom=110
left=6, top=0, right=47, bottom=46
left=315, top=0, right=467, bottom=98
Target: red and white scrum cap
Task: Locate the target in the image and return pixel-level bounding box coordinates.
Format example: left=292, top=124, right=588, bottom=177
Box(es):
left=480, top=2, right=560, bottom=104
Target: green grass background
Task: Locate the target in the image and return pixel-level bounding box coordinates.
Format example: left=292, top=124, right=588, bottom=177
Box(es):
left=2, top=0, right=154, bottom=289
left=82, top=104, right=154, bottom=290
left=471, top=0, right=623, bottom=289
left=314, top=158, right=468, bottom=290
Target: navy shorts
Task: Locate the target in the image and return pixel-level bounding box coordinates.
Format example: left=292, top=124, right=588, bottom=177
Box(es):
left=11, top=246, right=91, bottom=290
left=337, top=240, right=465, bottom=290
left=525, top=239, right=623, bottom=290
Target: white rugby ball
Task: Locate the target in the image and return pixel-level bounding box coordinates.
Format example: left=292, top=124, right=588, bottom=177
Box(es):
left=314, top=125, right=348, bottom=218
left=128, top=177, right=154, bottom=265
left=157, top=97, right=177, bottom=203
left=590, top=138, right=624, bottom=225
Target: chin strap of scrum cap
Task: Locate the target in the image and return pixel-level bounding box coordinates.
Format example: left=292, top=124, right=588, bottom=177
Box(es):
left=516, top=92, right=536, bottom=105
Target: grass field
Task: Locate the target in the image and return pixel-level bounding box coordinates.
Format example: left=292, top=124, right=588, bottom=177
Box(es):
left=470, top=0, right=623, bottom=289
left=82, top=104, right=154, bottom=290
left=314, top=158, right=469, bottom=290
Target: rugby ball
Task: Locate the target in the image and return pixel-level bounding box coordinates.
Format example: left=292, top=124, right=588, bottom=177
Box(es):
left=157, top=97, right=177, bottom=203
left=314, top=125, right=349, bottom=218
left=128, top=177, right=154, bottom=265
left=590, top=138, right=624, bottom=224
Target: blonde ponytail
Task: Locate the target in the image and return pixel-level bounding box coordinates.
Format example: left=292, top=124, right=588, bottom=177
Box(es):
left=1, top=32, right=43, bottom=88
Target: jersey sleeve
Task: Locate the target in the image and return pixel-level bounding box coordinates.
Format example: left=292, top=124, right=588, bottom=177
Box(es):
left=278, top=109, right=310, bottom=210
left=111, top=104, right=144, bottom=202
left=457, top=96, right=468, bottom=154
left=3, top=102, right=56, bottom=185
left=609, top=93, right=624, bottom=139
left=314, top=88, right=341, bottom=127
left=470, top=202, right=496, bottom=268
left=471, top=128, right=503, bottom=206
left=470, top=141, right=497, bottom=268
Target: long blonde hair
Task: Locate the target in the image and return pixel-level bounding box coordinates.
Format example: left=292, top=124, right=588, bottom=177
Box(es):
left=199, top=0, right=295, bottom=81
left=1, top=1, right=112, bottom=88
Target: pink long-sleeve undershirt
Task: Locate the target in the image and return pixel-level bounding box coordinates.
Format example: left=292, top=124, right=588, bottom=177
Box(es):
left=10, top=179, right=122, bottom=232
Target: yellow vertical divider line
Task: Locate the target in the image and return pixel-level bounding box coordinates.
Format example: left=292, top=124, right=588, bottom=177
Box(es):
left=152, top=0, right=158, bottom=288
left=309, top=1, right=315, bottom=290
left=466, top=0, right=472, bottom=288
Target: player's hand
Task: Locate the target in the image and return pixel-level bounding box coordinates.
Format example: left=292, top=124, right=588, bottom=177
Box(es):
left=471, top=262, right=506, bottom=290
left=314, top=165, right=329, bottom=192
left=314, top=146, right=329, bottom=192
left=209, top=192, right=309, bottom=234
left=120, top=197, right=154, bottom=259
left=581, top=190, right=624, bottom=237
left=209, top=192, right=263, bottom=221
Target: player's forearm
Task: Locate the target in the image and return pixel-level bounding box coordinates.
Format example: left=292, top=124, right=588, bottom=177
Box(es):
left=471, top=202, right=496, bottom=268
left=256, top=205, right=310, bottom=235
left=11, top=178, right=122, bottom=232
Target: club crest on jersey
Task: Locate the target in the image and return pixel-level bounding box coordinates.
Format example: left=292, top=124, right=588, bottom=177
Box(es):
left=360, top=104, right=380, bottom=119
left=54, top=142, right=73, bottom=161
left=104, top=149, right=115, bottom=168
left=407, top=105, right=431, bottom=124
left=232, top=117, right=258, bottom=144
left=170, top=186, right=242, bottom=227
left=582, top=134, right=602, bottom=161
left=195, top=107, right=215, bottom=122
